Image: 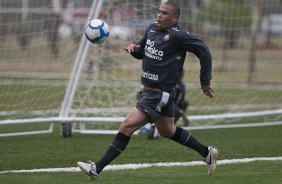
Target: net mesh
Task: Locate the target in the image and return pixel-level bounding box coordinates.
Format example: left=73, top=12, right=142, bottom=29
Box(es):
left=0, top=0, right=282, bottom=127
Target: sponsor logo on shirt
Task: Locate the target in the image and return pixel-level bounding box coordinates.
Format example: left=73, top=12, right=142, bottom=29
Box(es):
left=144, top=39, right=163, bottom=61
left=141, top=70, right=158, bottom=81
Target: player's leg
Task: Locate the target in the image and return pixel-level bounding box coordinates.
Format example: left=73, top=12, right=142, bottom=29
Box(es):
left=119, top=107, right=149, bottom=136
left=156, top=97, right=209, bottom=157
left=181, top=113, right=190, bottom=127
left=95, top=107, right=148, bottom=172
left=180, top=100, right=189, bottom=126
left=78, top=107, right=148, bottom=180
left=155, top=116, right=208, bottom=157
left=155, top=116, right=219, bottom=175
left=173, top=105, right=182, bottom=124
left=154, top=116, right=175, bottom=138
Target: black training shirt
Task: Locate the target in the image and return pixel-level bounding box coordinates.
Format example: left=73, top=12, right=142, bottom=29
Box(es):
left=131, top=23, right=212, bottom=91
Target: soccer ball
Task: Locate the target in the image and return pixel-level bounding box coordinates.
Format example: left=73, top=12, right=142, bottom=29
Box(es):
left=85, top=19, right=109, bottom=44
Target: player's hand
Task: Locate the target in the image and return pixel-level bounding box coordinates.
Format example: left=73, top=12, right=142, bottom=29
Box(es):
left=201, top=85, right=215, bottom=98
left=124, top=44, right=140, bottom=54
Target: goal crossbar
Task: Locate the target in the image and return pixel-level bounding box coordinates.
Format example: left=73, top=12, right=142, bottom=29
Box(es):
left=1, top=108, right=282, bottom=125
left=1, top=109, right=281, bottom=137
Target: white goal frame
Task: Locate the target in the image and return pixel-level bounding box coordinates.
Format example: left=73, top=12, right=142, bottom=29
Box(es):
left=0, top=0, right=105, bottom=137
left=1, top=109, right=282, bottom=137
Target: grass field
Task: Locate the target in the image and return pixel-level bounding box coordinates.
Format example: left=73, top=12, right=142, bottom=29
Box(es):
left=0, top=124, right=282, bottom=184
left=1, top=25, right=282, bottom=184
left=1, top=2, right=282, bottom=183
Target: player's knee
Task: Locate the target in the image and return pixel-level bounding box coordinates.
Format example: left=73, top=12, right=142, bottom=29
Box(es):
left=158, top=129, right=174, bottom=138
left=119, top=120, right=131, bottom=132
left=119, top=119, right=136, bottom=136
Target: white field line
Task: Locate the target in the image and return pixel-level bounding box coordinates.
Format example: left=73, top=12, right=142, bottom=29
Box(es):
left=0, top=157, right=282, bottom=174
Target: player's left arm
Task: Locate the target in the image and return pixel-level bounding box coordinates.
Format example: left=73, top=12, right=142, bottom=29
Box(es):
left=178, top=31, right=214, bottom=98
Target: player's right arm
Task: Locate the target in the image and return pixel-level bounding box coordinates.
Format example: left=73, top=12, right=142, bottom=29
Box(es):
left=124, top=44, right=144, bottom=60
left=124, top=25, right=149, bottom=59
left=125, top=44, right=141, bottom=54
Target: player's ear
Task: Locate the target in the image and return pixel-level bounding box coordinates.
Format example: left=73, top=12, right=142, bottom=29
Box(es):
left=172, top=15, right=178, bottom=23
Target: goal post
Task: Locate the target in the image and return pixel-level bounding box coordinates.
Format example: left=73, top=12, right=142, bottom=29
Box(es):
left=0, top=0, right=282, bottom=137
left=59, top=0, right=105, bottom=137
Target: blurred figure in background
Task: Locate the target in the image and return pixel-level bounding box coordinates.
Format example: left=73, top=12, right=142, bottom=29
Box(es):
left=174, top=71, right=190, bottom=127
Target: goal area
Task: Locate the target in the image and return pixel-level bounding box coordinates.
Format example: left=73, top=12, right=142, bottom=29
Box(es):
left=1, top=0, right=282, bottom=137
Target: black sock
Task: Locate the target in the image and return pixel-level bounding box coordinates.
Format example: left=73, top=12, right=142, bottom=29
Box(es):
left=170, top=127, right=208, bottom=157
left=95, top=132, right=130, bottom=174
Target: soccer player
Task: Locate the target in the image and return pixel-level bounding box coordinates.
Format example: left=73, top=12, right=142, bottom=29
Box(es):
left=77, top=2, right=219, bottom=180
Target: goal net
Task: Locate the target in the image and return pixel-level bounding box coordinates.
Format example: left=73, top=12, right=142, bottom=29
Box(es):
left=0, top=0, right=282, bottom=136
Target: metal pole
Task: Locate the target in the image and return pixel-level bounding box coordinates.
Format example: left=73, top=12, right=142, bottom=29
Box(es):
left=21, top=0, right=28, bottom=21
left=59, top=0, right=100, bottom=118
left=248, top=0, right=259, bottom=83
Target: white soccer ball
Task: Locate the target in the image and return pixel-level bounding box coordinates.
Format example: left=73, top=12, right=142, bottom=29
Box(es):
left=85, top=19, right=110, bottom=44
